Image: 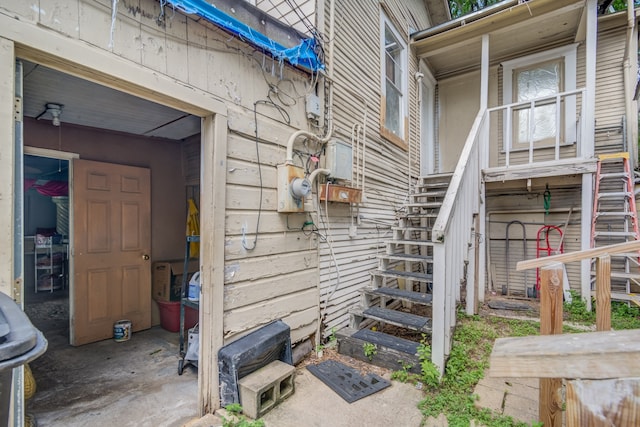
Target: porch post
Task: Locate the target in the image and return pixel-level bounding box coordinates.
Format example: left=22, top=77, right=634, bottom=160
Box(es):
left=581, top=0, right=597, bottom=310
left=480, top=34, right=489, bottom=110
left=477, top=34, right=489, bottom=304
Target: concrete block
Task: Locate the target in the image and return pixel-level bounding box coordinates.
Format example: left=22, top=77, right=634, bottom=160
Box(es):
left=238, top=360, right=295, bottom=419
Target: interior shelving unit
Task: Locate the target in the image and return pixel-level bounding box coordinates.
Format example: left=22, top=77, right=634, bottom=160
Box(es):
left=34, top=238, right=67, bottom=293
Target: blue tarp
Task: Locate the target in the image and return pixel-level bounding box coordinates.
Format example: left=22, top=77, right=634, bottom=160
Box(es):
left=164, top=0, right=324, bottom=72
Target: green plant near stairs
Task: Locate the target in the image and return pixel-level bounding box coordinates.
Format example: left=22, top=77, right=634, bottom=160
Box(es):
left=221, top=404, right=265, bottom=427
left=417, top=336, right=440, bottom=389
left=418, top=315, right=542, bottom=427
left=362, top=342, right=377, bottom=361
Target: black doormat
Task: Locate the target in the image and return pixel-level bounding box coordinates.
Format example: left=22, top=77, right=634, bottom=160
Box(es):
left=306, top=360, right=391, bottom=403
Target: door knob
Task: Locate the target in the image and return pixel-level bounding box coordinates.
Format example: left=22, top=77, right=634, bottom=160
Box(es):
left=142, top=254, right=150, bottom=260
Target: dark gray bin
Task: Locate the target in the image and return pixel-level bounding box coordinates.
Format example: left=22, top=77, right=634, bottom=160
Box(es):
left=0, top=293, right=48, bottom=427
left=218, top=320, right=292, bottom=407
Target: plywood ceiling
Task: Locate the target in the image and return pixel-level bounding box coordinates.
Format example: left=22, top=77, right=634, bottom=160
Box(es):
left=21, top=60, right=201, bottom=141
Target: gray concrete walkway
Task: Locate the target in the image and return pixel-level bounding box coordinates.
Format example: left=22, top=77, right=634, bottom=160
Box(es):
left=474, top=370, right=540, bottom=424
left=259, top=366, right=424, bottom=427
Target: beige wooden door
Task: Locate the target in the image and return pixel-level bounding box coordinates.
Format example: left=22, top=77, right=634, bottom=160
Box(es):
left=72, top=159, right=151, bottom=345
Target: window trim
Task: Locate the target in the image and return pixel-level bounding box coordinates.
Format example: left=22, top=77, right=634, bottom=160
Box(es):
left=502, top=44, right=578, bottom=150
left=380, top=11, right=408, bottom=149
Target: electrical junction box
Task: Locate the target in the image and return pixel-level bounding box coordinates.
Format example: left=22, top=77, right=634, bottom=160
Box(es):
left=325, top=140, right=352, bottom=181
left=277, top=164, right=306, bottom=213
left=305, top=94, right=321, bottom=121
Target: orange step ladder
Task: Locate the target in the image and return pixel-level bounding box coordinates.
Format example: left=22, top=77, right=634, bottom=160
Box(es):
left=591, top=152, right=640, bottom=296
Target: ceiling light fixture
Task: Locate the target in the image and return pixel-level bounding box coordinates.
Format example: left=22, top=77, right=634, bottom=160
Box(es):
left=36, top=103, right=64, bottom=126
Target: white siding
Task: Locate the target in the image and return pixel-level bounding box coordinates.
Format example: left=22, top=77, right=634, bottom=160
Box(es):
left=595, top=26, right=628, bottom=152
left=485, top=183, right=583, bottom=297
left=317, top=0, right=430, bottom=337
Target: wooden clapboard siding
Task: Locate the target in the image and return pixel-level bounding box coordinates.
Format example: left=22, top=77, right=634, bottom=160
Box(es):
left=224, top=269, right=317, bottom=310
left=223, top=288, right=319, bottom=339
left=225, top=252, right=319, bottom=284
left=318, top=0, right=431, bottom=338
left=224, top=100, right=320, bottom=342
left=594, top=26, right=627, bottom=130
left=486, top=185, right=582, bottom=296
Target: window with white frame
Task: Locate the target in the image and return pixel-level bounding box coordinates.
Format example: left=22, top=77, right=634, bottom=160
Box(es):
left=503, top=44, right=578, bottom=149
left=381, top=12, right=407, bottom=147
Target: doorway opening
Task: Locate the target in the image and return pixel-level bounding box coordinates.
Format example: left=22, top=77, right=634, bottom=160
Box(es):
left=19, top=59, right=203, bottom=425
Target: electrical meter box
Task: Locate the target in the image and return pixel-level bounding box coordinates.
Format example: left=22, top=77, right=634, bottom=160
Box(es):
left=325, top=140, right=352, bottom=181
left=277, top=164, right=306, bottom=213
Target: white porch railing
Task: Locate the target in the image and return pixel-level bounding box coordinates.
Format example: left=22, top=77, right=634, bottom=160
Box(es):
left=430, top=109, right=488, bottom=373
left=487, top=88, right=586, bottom=168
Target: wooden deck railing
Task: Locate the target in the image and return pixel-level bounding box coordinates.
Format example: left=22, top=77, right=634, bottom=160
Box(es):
left=486, top=88, right=586, bottom=168
left=489, top=240, right=640, bottom=426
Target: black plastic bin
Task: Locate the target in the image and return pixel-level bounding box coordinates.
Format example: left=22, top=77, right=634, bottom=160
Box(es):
left=218, top=320, right=292, bottom=407
left=0, top=292, right=48, bottom=427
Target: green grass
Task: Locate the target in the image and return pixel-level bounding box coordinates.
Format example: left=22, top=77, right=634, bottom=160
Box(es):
left=410, top=296, right=640, bottom=426
left=564, top=290, right=640, bottom=330
left=417, top=315, right=541, bottom=427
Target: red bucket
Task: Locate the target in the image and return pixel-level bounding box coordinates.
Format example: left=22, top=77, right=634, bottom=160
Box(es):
left=156, top=300, right=198, bottom=332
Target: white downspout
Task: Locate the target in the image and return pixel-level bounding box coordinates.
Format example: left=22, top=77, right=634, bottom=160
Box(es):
left=623, top=2, right=637, bottom=167
left=415, top=71, right=425, bottom=180
left=581, top=0, right=597, bottom=311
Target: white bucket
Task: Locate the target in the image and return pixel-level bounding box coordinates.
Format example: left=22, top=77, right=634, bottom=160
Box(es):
left=188, top=272, right=201, bottom=302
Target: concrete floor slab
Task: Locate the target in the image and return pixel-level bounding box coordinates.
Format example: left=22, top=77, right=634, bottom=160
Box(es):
left=260, top=366, right=424, bottom=427
left=26, top=296, right=198, bottom=427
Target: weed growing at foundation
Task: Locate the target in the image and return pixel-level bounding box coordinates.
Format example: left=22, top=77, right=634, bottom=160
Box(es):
left=418, top=315, right=542, bottom=427
left=416, top=338, right=440, bottom=389
left=362, top=342, right=377, bottom=361
left=221, top=404, right=265, bottom=427
left=390, top=361, right=414, bottom=383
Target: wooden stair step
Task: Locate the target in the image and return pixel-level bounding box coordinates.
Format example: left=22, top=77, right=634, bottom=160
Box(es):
left=379, top=253, right=433, bottom=263
left=363, top=286, right=433, bottom=305
left=590, top=271, right=640, bottom=280
left=404, top=202, right=442, bottom=209
left=591, top=291, right=640, bottom=304
left=410, top=194, right=446, bottom=202
left=352, top=328, right=420, bottom=356
left=387, top=239, right=434, bottom=247
left=392, top=225, right=432, bottom=232
left=336, top=327, right=421, bottom=374
left=371, top=269, right=433, bottom=283
left=402, top=212, right=439, bottom=219
left=362, top=307, right=432, bottom=332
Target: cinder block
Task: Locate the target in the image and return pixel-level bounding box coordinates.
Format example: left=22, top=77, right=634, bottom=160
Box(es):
left=238, top=360, right=295, bottom=419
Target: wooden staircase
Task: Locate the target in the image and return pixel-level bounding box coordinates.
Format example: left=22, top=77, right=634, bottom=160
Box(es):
left=338, top=173, right=452, bottom=372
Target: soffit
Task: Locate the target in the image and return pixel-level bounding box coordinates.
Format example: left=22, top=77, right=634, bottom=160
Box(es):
left=412, top=0, right=584, bottom=78
left=22, top=60, right=201, bottom=140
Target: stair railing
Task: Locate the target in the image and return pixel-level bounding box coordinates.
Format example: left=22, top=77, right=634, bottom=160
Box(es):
left=430, top=108, right=488, bottom=373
